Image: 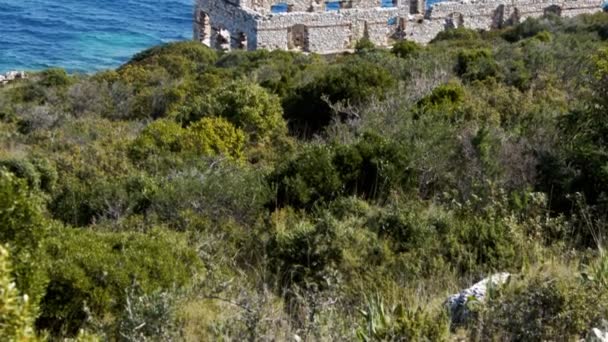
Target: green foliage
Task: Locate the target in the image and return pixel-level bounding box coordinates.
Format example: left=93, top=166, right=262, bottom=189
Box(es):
left=37, top=227, right=201, bottom=337
left=432, top=27, right=481, bottom=43
left=0, top=157, right=57, bottom=193
left=356, top=295, right=449, bottom=341
left=39, top=68, right=73, bottom=88
left=285, top=58, right=395, bottom=136
left=391, top=40, right=422, bottom=58
left=182, top=117, right=246, bottom=161
left=269, top=211, right=342, bottom=288
left=478, top=272, right=608, bottom=341
left=270, top=133, right=410, bottom=208
left=130, top=119, right=183, bottom=161
left=456, top=48, right=500, bottom=82
left=416, top=82, right=465, bottom=112
left=0, top=171, right=49, bottom=304
left=0, top=245, right=38, bottom=341
left=355, top=38, right=376, bottom=53
left=127, top=41, right=218, bottom=71
left=502, top=17, right=551, bottom=42
left=131, top=117, right=246, bottom=164
left=117, top=287, right=180, bottom=341
left=206, top=80, right=287, bottom=142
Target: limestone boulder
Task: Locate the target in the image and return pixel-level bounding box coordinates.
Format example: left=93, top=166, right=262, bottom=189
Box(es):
left=446, top=272, right=510, bottom=324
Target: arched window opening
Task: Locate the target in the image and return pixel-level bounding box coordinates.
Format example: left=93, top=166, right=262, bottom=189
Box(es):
left=196, top=10, right=212, bottom=46
left=445, top=12, right=464, bottom=29
left=288, top=24, right=309, bottom=51
left=325, top=1, right=340, bottom=11
left=381, top=0, right=397, bottom=8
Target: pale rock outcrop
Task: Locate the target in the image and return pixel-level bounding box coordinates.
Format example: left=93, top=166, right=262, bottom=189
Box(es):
left=446, top=272, right=510, bottom=324
left=1, top=71, right=26, bottom=85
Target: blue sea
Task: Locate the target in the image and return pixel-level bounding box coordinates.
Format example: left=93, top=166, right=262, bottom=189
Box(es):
left=0, top=0, right=192, bottom=73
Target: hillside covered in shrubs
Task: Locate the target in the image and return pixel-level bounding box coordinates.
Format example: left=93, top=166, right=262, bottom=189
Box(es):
left=1, top=12, right=608, bottom=340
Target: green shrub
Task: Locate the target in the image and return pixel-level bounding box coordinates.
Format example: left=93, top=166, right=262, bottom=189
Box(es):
left=355, top=38, right=376, bottom=53
left=0, top=171, right=49, bottom=303
left=268, top=211, right=342, bottom=289
left=182, top=117, right=246, bottom=162
left=456, top=49, right=500, bottom=82
left=391, top=40, right=422, bottom=58
left=36, top=227, right=201, bottom=337
left=205, top=80, right=287, bottom=142
left=130, top=119, right=184, bottom=161
left=0, top=157, right=57, bottom=193
left=356, top=295, right=449, bottom=341
left=502, top=17, right=550, bottom=42
left=127, top=41, right=217, bottom=71
left=285, top=59, right=395, bottom=136
left=39, top=68, right=73, bottom=88
left=416, top=82, right=465, bottom=111
left=478, top=272, right=608, bottom=341
left=432, top=27, right=481, bottom=43
left=0, top=245, right=38, bottom=341
left=270, top=133, right=411, bottom=209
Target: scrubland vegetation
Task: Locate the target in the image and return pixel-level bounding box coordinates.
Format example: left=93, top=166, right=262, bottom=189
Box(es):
left=1, top=12, right=608, bottom=341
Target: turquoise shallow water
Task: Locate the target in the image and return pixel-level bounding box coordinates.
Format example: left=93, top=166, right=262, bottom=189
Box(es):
left=0, top=0, right=192, bottom=73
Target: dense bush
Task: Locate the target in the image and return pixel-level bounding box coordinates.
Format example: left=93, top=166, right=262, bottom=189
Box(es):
left=284, top=58, right=395, bottom=136
left=456, top=48, right=500, bottom=82
left=478, top=272, right=608, bottom=341
left=270, top=133, right=410, bottom=208
left=0, top=245, right=38, bottom=341
left=391, top=40, right=422, bottom=58
left=37, top=227, right=201, bottom=337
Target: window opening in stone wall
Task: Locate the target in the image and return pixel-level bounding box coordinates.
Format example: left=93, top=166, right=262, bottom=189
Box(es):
left=237, top=32, right=247, bottom=49
left=445, top=12, right=464, bottom=29
left=325, top=1, right=340, bottom=11
left=409, top=0, right=423, bottom=14
left=216, top=28, right=231, bottom=51
left=288, top=24, right=309, bottom=51
left=196, top=10, right=212, bottom=46
left=507, top=7, right=521, bottom=25
left=492, top=4, right=505, bottom=29
left=271, top=2, right=289, bottom=13
left=381, top=0, right=397, bottom=8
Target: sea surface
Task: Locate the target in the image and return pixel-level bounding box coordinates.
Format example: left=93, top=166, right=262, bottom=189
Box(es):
left=0, top=0, right=450, bottom=74
left=0, top=0, right=192, bottom=73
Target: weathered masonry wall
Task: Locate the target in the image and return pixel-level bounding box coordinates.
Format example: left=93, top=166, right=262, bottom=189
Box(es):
left=194, top=0, right=604, bottom=53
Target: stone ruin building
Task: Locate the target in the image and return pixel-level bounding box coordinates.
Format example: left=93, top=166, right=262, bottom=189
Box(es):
left=194, top=0, right=604, bottom=53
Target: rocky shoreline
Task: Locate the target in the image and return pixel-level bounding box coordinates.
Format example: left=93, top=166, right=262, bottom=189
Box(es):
left=0, top=71, right=27, bottom=85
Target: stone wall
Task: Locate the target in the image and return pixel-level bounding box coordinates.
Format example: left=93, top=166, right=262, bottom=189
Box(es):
left=195, top=0, right=604, bottom=53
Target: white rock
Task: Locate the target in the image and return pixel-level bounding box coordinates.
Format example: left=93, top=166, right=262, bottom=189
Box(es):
left=446, top=272, right=510, bottom=324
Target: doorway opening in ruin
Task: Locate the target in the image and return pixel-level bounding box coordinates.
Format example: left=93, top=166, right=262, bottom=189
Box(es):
left=409, top=0, right=423, bottom=14
left=236, top=32, right=247, bottom=49
left=492, top=5, right=505, bottom=29
left=271, top=2, right=289, bottom=13
left=445, top=13, right=464, bottom=29
left=288, top=25, right=309, bottom=51
left=216, top=28, right=231, bottom=51
left=196, top=10, right=212, bottom=46
left=507, top=7, right=521, bottom=25
left=544, top=5, right=562, bottom=17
